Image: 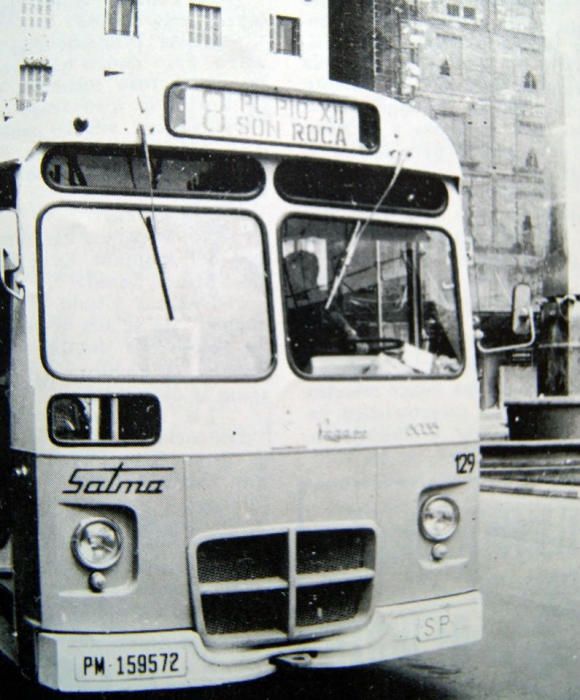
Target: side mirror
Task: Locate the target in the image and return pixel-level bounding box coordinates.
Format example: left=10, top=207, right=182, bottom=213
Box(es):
left=511, top=283, right=532, bottom=336
left=477, top=283, right=535, bottom=355
left=0, top=210, right=23, bottom=300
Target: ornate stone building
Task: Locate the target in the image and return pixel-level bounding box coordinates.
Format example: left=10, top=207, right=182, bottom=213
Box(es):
left=330, top=0, right=548, bottom=319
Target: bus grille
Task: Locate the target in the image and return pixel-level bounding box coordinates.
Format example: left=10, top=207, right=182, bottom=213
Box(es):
left=191, top=527, right=375, bottom=647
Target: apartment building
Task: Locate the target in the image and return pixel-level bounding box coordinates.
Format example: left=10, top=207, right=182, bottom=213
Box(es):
left=1, top=0, right=329, bottom=120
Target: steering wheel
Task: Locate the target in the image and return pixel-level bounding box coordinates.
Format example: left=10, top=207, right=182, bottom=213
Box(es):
left=359, top=337, right=404, bottom=353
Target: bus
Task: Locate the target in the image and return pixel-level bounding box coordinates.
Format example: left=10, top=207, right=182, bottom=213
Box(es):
left=0, top=72, right=481, bottom=692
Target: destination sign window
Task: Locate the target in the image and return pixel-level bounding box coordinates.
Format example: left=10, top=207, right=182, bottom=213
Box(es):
left=276, top=160, right=448, bottom=215
left=167, top=85, right=379, bottom=152
left=42, top=146, right=264, bottom=198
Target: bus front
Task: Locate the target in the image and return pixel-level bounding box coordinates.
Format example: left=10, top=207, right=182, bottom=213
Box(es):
left=0, top=79, right=481, bottom=692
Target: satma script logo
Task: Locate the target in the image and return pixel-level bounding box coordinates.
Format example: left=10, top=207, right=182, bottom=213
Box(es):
left=63, top=463, right=174, bottom=496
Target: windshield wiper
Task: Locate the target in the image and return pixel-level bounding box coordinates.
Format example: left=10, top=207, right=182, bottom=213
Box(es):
left=143, top=214, right=174, bottom=321
left=325, top=149, right=410, bottom=311
left=139, top=123, right=174, bottom=321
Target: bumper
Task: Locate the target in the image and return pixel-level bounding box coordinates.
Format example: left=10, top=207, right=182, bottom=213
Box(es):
left=36, top=591, right=482, bottom=692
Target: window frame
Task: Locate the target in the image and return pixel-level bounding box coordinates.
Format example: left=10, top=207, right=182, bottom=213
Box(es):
left=279, top=214, right=465, bottom=382
left=523, top=71, right=538, bottom=90
left=38, top=203, right=276, bottom=383
left=189, top=3, right=222, bottom=46
left=270, top=15, right=301, bottom=56
left=105, top=0, right=138, bottom=37
left=445, top=2, right=477, bottom=22
left=41, top=145, right=266, bottom=200
left=21, top=0, right=52, bottom=29
left=18, top=63, right=52, bottom=111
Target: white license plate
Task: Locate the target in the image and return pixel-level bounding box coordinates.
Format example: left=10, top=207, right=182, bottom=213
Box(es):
left=74, top=645, right=187, bottom=682
left=416, top=610, right=454, bottom=642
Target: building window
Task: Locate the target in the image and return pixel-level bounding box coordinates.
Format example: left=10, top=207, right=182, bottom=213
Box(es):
left=270, top=15, right=301, bottom=56
left=446, top=3, right=476, bottom=21
left=525, top=150, right=539, bottom=169
left=440, top=59, right=451, bottom=76
left=189, top=4, right=221, bottom=46
left=22, top=0, right=52, bottom=29
left=105, top=0, right=138, bottom=37
left=18, top=64, right=52, bottom=111
left=521, top=216, right=534, bottom=254
left=524, top=71, right=537, bottom=89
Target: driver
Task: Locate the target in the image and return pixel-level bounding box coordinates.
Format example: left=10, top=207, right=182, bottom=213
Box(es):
left=283, top=250, right=368, bottom=371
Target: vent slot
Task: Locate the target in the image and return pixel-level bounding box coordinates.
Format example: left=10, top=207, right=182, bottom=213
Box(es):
left=48, top=394, right=160, bottom=446
left=296, top=581, right=371, bottom=627
left=193, top=527, right=375, bottom=647
left=202, top=590, right=288, bottom=635
left=297, top=529, right=372, bottom=574
left=198, top=534, right=287, bottom=583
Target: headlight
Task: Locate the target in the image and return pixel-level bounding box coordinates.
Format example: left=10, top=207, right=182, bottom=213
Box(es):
left=72, top=518, right=122, bottom=571
left=419, top=496, right=459, bottom=542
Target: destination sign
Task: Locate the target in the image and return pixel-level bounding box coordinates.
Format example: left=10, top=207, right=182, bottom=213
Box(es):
left=168, top=85, right=375, bottom=152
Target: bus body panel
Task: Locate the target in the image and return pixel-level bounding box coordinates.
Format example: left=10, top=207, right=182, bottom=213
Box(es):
left=35, top=591, right=482, bottom=691
left=31, top=442, right=477, bottom=634
left=0, top=77, right=481, bottom=691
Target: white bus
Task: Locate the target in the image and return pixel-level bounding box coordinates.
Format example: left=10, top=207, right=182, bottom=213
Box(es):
left=0, top=72, right=481, bottom=692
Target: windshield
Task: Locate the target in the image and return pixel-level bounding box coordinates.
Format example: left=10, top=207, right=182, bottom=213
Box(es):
left=282, top=216, right=463, bottom=378
left=41, top=207, right=272, bottom=379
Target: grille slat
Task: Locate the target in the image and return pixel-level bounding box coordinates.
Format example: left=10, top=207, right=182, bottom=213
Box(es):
left=193, top=527, right=375, bottom=647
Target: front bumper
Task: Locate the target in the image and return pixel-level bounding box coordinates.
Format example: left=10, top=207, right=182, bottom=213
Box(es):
left=36, top=590, right=482, bottom=692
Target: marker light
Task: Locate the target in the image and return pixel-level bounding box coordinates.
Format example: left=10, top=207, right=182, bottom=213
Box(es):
left=419, top=496, right=459, bottom=542
left=72, top=518, right=122, bottom=571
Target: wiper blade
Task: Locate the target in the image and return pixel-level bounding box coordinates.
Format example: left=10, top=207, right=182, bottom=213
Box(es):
left=143, top=214, right=174, bottom=321
left=139, top=122, right=174, bottom=321
left=325, top=149, right=410, bottom=311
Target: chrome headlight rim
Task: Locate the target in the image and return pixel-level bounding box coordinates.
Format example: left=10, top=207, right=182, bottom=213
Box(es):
left=419, top=495, right=460, bottom=542
left=71, top=517, right=123, bottom=571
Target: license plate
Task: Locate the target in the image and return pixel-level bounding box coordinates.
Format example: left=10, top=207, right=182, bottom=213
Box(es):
left=75, top=645, right=187, bottom=682
left=416, top=610, right=454, bottom=642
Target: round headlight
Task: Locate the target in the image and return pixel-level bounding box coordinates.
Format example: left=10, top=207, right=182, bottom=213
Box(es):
left=72, top=518, right=122, bottom=571
left=419, top=496, right=459, bottom=542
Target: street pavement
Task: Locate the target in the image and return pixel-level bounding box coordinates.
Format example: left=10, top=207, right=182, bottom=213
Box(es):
left=2, top=490, right=579, bottom=699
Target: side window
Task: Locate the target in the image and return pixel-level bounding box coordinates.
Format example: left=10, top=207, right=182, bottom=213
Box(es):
left=0, top=295, right=9, bottom=378
left=0, top=168, right=16, bottom=377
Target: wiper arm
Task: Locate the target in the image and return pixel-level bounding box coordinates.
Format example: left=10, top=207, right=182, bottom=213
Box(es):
left=325, top=149, right=410, bottom=311
left=143, top=214, right=174, bottom=321
left=139, top=123, right=174, bottom=321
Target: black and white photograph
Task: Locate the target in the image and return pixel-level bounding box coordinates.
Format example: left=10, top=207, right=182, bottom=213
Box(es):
left=0, top=1, right=577, bottom=698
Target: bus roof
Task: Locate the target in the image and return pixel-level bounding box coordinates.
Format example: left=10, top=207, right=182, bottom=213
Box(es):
left=0, top=72, right=461, bottom=179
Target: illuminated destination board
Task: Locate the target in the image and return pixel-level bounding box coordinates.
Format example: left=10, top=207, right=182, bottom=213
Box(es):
left=167, top=85, right=378, bottom=152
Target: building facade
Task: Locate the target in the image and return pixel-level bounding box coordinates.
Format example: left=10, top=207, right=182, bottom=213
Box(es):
left=3, top=0, right=548, bottom=320
left=2, top=1, right=329, bottom=121
left=331, top=0, right=548, bottom=318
